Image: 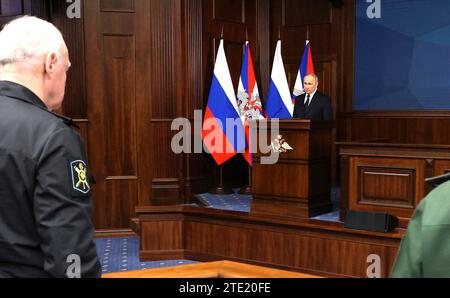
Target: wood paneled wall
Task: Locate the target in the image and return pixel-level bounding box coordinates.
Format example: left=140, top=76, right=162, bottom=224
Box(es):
left=31, top=0, right=212, bottom=231
left=79, top=0, right=246, bottom=230
left=47, top=0, right=347, bottom=230
left=83, top=0, right=151, bottom=230
left=42, top=0, right=450, bottom=231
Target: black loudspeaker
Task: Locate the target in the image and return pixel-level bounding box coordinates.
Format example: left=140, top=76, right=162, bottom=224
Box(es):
left=425, top=172, right=450, bottom=188
left=344, top=210, right=399, bottom=233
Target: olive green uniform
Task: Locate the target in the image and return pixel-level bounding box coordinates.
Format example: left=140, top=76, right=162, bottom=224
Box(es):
left=391, top=181, right=450, bottom=277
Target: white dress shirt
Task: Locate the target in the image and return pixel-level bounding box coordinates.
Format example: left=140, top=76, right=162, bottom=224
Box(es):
left=304, top=89, right=318, bottom=106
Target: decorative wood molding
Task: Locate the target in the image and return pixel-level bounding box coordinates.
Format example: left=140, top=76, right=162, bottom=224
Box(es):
left=100, top=0, right=135, bottom=12
left=339, top=154, right=349, bottom=221
left=95, top=229, right=136, bottom=239
left=339, top=143, right=446, bottom=228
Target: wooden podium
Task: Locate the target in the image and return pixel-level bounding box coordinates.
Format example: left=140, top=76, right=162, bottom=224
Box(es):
left=251, top=120, right=334, bottom=218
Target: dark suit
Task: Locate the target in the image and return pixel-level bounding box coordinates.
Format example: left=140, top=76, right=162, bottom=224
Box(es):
left=293, top=91, right=332, bottom=121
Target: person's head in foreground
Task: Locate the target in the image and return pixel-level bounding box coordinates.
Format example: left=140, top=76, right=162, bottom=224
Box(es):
left=0, top=15, right=71, bottom=110
left=0, top=16, right=100, bottom=278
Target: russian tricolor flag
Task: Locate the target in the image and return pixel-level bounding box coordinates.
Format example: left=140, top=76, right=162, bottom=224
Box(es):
left=237, top=41, right=264, bottom=166
left=202, top=40, right=247, bottom=166
left=265, top=40, right=293, bottom=119
left=293, top=40, right=315, bottom=99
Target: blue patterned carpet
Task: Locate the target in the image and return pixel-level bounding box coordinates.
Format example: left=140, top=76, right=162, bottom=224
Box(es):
left=95, top=237, right=198, bottom=274
left=197, top=187, right=341, bottom=222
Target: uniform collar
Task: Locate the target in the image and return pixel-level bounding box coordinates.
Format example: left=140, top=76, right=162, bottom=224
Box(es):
left=0, top=80, right=78, bottom=128
left=0, top=80, right=48, bottom=110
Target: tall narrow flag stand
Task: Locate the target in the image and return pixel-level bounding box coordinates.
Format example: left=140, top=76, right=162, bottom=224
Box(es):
left=202, top=37, right=247, bottom=195
left=236, top=37, right=265, bottom=195
left=238, top=166, right=252, bottom=195
left=210, top=164, right=233, bottom=195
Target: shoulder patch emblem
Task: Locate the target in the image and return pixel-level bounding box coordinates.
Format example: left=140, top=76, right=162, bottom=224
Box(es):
left=71, top=160, right=90, bottom=194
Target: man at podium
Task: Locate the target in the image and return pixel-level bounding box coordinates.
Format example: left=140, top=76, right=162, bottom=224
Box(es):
left=293, top=74, right=333, bottom=121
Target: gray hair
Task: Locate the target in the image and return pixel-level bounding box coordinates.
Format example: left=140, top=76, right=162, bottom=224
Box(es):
left=0, top=16, right=65, bottom=67
left=305, top=73, right=319, bottom=82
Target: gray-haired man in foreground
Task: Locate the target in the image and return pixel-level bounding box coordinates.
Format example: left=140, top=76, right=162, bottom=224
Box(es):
left=0, top=16, right=100, bottom=278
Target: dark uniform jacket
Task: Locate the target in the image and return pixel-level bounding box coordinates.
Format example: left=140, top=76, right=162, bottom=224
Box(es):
left=0, top=81, right=100, bottom=278
left=293, top=91, right=333, bottom=121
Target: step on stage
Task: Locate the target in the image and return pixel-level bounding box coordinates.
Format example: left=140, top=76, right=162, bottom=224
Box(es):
left=136, top=205, right=403, bottom=278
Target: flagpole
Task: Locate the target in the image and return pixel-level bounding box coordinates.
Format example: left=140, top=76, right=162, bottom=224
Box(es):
left=202, top=37, right=242, bottom=196
left=209, top=164, right=233, bottom=195
left=238, top=32, right=251, bottom=195
left=238, top=165, right=252, bottom=195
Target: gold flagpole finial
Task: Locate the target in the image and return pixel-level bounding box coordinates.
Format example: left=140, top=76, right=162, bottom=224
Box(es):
left=306, top=25, right=310, bottom=41
left=221, top=26, right=224, bottom=39
left=278, top=26, right=281, bottom=40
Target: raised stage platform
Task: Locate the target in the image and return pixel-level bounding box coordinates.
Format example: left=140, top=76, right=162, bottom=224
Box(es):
left=136, top=204, right=404, bottom=278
